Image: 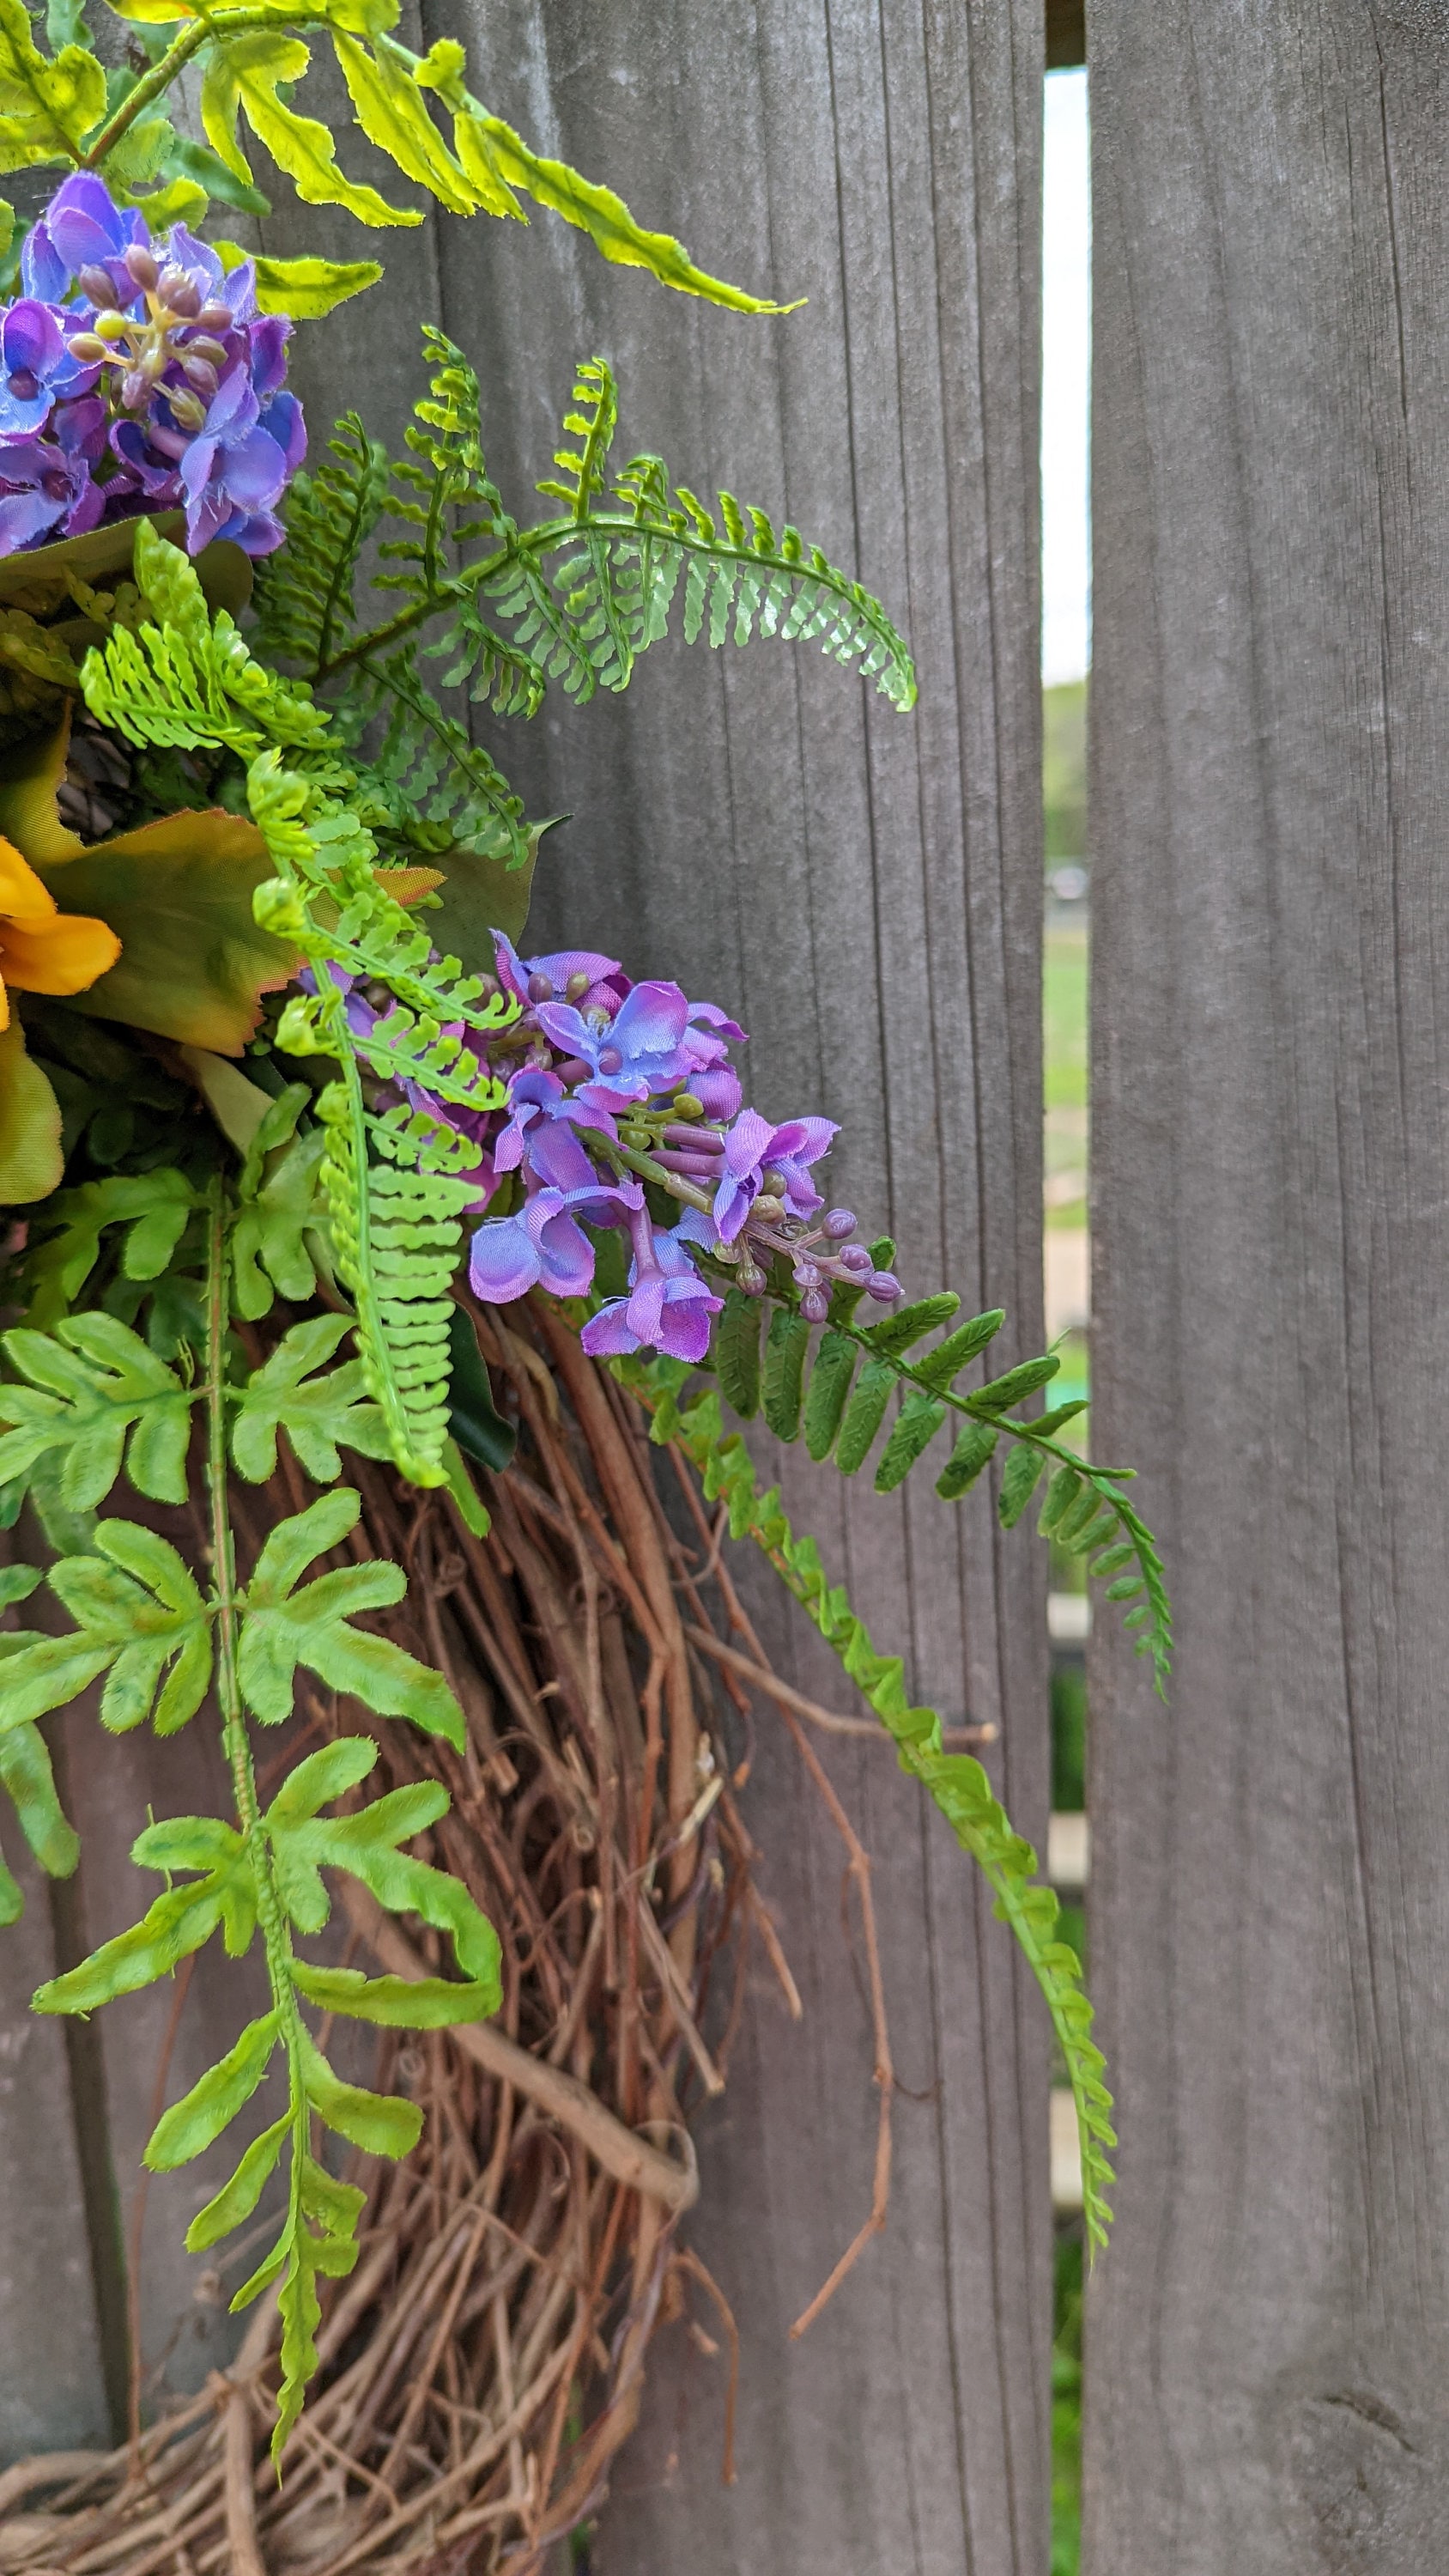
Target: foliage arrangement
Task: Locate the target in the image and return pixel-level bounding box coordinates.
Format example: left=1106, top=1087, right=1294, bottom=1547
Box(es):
left=0, top=2, right=1161, bottom=2485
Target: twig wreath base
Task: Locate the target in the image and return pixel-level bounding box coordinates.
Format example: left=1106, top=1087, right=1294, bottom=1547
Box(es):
left=0, top=1298, right=928, bottom=2576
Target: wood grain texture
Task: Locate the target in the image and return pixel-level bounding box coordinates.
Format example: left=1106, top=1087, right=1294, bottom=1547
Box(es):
left=0, top=0, right=1052, bottom=2537
left=1085, top=4, right=1449, bottom=2567
left=267, top=2, right=1053, bottom=2561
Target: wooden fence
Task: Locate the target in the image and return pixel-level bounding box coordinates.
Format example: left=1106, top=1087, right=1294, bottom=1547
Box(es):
left=7, top=0, right=1448, bottom=2566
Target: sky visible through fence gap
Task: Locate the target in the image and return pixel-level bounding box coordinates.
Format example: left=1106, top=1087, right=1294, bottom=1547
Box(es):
left=1043, top=58, right=1090, bottom=2576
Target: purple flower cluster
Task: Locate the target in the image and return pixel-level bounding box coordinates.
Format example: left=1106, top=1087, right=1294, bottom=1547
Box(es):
left=0, top=176, right=304, bottom=558
left=456, top=933, right=901, bottom=1364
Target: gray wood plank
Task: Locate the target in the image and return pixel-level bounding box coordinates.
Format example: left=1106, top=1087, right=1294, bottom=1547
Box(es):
left=269, top=1, right=1053, bottom=2562
left=1086, top=4, right=1449, bottom=2567
left=0, top=1833, right=111, bottom=2461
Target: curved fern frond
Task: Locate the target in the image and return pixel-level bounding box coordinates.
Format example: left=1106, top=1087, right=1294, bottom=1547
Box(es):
left=621, top=1369, right=1116, bottom=2253
left=274, top=339, right=916, bottom=801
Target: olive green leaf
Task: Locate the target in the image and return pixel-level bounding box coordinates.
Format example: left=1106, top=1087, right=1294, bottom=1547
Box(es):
left=214, top=240, right=382, bottom=316
left=0, top=0, right=106, bottom=163
left=0, top=1314, right=195, bottom=1509
left=0, top=1012, right=63, bottom=1206
left=201, top=27, right=421, bottom=227
left=236, top=1487, right=464, bottom=1745
left=39, top=806, right=300, bottom=1055
left=229, top=1313, right=390, bottom=1483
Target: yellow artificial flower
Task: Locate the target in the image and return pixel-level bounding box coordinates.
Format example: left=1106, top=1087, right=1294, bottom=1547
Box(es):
left=0, top=832, right=124, bottom=1206
left=0, top=835, right=119, bottom=1030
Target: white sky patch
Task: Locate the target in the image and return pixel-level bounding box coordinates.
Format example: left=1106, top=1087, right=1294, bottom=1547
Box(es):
left=1042, top=68, right=1089, bottom=688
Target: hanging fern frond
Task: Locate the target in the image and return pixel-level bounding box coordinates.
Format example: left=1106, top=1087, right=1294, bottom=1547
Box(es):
left=247, top=750, right=517, bottom=1486
left=618, top=1366, right=1117, bottom=2254
left=603, top=1136, right=1173, bottom=1689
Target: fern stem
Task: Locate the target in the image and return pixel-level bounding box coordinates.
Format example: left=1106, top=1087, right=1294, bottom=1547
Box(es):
left=203, top=1182, right=310, bottom=2279
left=78, top=9, right=334, bottom=172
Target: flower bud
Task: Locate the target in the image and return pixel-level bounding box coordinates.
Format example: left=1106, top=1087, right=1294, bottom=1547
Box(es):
left=670, top=1091, right=705, bottom=1118
left=793, top=1260, right=822, bottom=1289
left=78, top=263, right=121, bottom=310
left=838, top=1243, right=872, bottom=1274
left=596, top=1044, right=623, bottom=1075
left=750, top=1195, right=785, bottom=1224
left=167, top=388, right=207, bottom=430
left=185, top=335, right=228, bottom=368
left=866, top=1270, right=902, bottom=1303
left=822, top=1207, right=857, bottom=1239
left=124, top=243, right=161, bottom=293
left=565, top=969, right=591, bottom=999
left=94, top=308, right=130, bottom=343
left=66, top=331, right=109, bottom=364
left=196, top=300, right=233, bottom=333
left=179, top=353, right=219, bottom=397
left=759, top=1169, right=787, bottom=1198
left=121, top=367, right=149, bottom=410
left=801, top=1286, right=830, bottom=1324
left=527, top=971, right=554, bottom=1001
left=737, top=1261, right=768, bottom=1296
left=159, top=268, right=202, bottom=319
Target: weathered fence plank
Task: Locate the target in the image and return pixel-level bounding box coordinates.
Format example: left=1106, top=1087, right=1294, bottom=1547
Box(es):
left=3, top=3, right=1054, bottom=2552
left=270, top=0, right=1052, bottom=2560
left=1087, top=3, right=1449, bottom=2566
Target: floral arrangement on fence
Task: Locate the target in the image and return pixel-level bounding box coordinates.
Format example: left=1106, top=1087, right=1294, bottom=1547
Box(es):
left=0, top=3, right=1164, bottom=2488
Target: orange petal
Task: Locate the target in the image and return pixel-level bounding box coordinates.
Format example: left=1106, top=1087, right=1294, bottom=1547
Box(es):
left=0, top=909, right=121, bottom=998
left=0, top=834, right=58, bottom=925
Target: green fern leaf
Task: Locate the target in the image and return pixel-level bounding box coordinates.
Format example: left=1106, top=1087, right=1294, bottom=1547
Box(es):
left=937, top=1420, right=998, bottom=1499
left=761, top=1308, right=809, bottom=1442
left=874, top=1388, right=947, bottom=1493
left=803, top=1328, right=856, bottom=1459
left=236, top=1487, right=464, bottom=1745
left=834, top=1356, right=897, bottom=1476
left=5, top=1522, right=211, bottom=1735
left=228, top=1315, right=390, bottom=1484
left=0, top=1315, right=195, bottom=1510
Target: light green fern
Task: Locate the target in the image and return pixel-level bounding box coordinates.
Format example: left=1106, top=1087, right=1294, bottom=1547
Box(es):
left=252, top=337, right=917, bottom=872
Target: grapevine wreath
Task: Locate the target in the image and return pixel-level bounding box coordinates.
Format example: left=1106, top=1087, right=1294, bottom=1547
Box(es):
left=0, top=23, right=1163, bottom=2569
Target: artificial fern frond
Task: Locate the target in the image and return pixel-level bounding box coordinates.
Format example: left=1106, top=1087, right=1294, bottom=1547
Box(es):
left=610, top=1144, right=1171, bottom=1688
left=0, top=1314, right=197, bottom=1511
left=276, top=339, right=916, bottom=814
left=624, top=1368, right=1117, bottom=2251
left=250, top=412, right=391, bottom=676
left=80, top=521, right=328, bottom=759
left=247, top=751, right=516, bottom=1485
